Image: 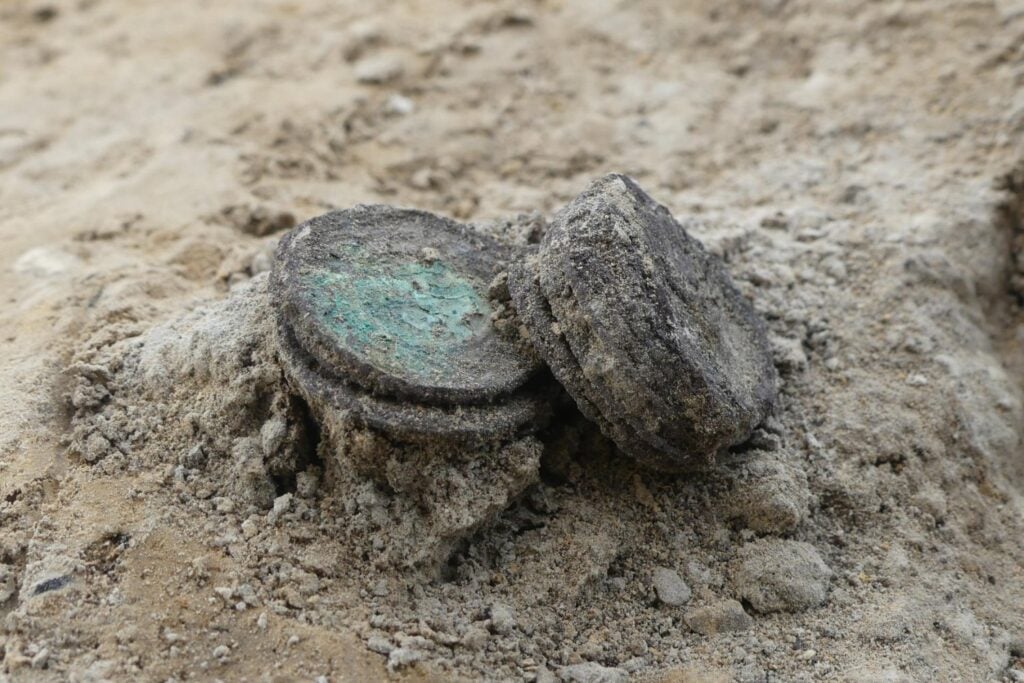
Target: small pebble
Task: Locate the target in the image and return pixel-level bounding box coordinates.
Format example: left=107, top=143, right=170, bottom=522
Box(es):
left=355, top=54, right=405, bottom=84
left=489, top=603, right=516, bottom=635
left=30, top=648, right=49, bottom=669
left=733, top=539, right=832, bottom=613
left=684, top=600, right=754, bottom=636
left=385, top=94, right=415, bottom=115
left=461, top=626, right=489, bottom=650
left=367, top=635, right=394, bottom=655
left=652, top=567, right=692, bottom=606
left=240, top=516, right=259, bottom=539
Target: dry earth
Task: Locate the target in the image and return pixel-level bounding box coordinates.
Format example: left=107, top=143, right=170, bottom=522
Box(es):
left=4, top=0, right=1024, bottom=681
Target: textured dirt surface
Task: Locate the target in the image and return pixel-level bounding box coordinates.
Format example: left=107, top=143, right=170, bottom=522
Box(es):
left=5, top=0, right=1024, bottom=681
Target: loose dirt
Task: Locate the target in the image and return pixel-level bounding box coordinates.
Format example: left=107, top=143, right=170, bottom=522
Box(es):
left=4, top=1, right=1024, bottom=681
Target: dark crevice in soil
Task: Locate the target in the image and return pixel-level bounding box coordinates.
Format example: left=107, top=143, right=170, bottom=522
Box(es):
left=270, top=392, right=323, bottom=496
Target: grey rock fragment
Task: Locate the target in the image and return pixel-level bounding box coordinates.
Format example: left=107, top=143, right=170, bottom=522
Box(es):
left=685, top=599, right=754, bottom=635
left=366, top=635, right=394, bottom=655
left=460, top=625, right=489, bottom=650
left=488, top=603, right=516, bottom=635
left=354, top=54, right=405, bottom=84
left=733, top=539, right=832, bottom=613
left=652, top=567, right=691, bottom=606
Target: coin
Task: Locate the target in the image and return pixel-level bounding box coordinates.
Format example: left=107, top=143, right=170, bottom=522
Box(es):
left=508, top=174, right=777, bottom=469
left=274, top=317, right=549, bottom=443
left=273, top=205, right=541, bottom=405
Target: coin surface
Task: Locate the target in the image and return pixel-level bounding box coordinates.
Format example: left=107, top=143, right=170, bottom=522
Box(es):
left=508, top=174, right=777, bottom=469
left=273, top=205, right=541, bottom=405
left=508, top=255, right=677, bottom=469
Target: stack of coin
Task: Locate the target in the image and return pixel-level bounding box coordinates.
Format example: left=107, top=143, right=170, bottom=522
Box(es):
left=271, top=176, right=777, bottom=471
left=271, top=205, right=550, bottom=445
left=508, top=174, right=777, bottom=471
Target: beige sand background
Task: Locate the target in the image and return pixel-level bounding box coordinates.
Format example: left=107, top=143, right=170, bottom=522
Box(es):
left=4, top=0, right=1024, bottom=681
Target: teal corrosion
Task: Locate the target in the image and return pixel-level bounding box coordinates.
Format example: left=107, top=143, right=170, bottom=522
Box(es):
left=302, top=256, right=490, bottom=381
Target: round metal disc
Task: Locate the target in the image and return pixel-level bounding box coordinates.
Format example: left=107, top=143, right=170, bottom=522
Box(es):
left=274, top=318, right=549, bottom=443
left=507, top=256, right=680, bottom=470
left=272, top=205, right=541, bottom=405
left=510, top=174, right=777, bottom=469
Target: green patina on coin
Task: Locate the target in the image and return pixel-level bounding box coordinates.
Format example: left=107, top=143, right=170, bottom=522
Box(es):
left=273, top=205, right=541, bottom=405
left=302, top=258, right=490, bottom=384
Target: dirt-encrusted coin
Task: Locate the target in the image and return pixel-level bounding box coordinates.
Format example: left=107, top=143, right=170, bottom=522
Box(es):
left=272, top=205, right=548, bottom=441
left=508, top=174, right=777, bottom=470
left=274, top=205, right=541, bottom=404
left=275, top=318, right=548, bottom=442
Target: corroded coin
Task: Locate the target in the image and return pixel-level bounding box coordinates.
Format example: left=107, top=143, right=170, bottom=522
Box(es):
left=274, top=317, right=549, bottom=443
left=273, top=205, right=541, bottom=405
left=508, top=174, right=777, bottom=469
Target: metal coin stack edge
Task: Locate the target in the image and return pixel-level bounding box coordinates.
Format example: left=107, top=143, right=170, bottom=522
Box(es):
left=270, top=204, right=551, bottom=444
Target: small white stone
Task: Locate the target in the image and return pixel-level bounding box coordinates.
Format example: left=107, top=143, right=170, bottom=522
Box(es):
left=460, top=625, right=489, bottom=650
left=410, top=168, right=433, bottom=190
left=256, top=612, right=268, bottom=630
left=212, top=645, right=230, bottom=659
left=821, top=256, right=847, bottom=281
left=386, top=94, right=415, bottom=115
left=295, top=471, right=320, bottom=498
left=237, top=584, right=258, bottom=605
left=559, top=662, right=628, bottom=683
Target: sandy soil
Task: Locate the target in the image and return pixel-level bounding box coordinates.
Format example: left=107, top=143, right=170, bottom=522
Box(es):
left=4, top=0, right=1024, bottom=681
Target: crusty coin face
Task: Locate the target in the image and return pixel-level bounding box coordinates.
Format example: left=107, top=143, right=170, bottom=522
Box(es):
left=507, top=256, right=680, bottom=470
left=272, top=205, right=541, bottom=405
left=509, top=174, right=777, bottom=470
